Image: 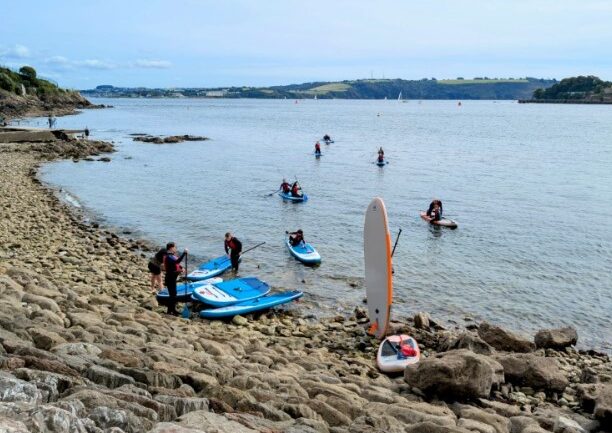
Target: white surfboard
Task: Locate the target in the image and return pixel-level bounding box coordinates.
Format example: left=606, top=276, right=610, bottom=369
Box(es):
left=364, top=197, right=393, bottom=339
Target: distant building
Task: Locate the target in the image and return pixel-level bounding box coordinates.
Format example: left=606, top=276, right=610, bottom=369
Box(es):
left=205, top=90, right=227, bottom=97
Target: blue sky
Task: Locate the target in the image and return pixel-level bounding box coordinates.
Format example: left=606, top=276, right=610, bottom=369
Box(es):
left=1, top=0, right=611, bottom=88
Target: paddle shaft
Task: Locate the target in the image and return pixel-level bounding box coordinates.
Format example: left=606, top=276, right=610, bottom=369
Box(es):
left=240, top=241, right=266, bottom=256
left=391, top=229, right=402, bottom=258
left=267, top=188, right=281, bottom=196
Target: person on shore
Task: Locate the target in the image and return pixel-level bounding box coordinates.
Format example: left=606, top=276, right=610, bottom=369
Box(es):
left=280, top=178, right=291, bottom=193
left=314, top=142, right=321, bottom=155
left=47, top=115, right=55, bottom=129
left=291, top=181, right=303, bottom=197
left=84, top=126, right=90, bottom=138
left=148, top=247, right=166, bottom=293
left=163, top=242, right=188, bottom=316
left=224, top=232, right=242, bottom=272
left=288, top=229, right=305, bottom=247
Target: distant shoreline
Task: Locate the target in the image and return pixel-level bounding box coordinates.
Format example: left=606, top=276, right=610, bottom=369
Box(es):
left=518, top=99, right=612, bottom=105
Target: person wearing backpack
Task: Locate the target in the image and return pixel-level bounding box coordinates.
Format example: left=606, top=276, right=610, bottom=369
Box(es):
left=148, top=247, right=166, bottom=293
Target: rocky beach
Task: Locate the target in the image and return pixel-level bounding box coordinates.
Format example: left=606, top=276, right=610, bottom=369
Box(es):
left=0, top=130, right=610, bottom=433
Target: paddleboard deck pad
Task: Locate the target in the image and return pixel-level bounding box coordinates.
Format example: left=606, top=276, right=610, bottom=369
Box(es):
left=191, top=277, right=270, bottom=307
left=156, top=278, right=222, bottom=305
left=199, top=290, right=303, bottom=318
left=187, top=255, right=238, bottom=281
left=286, top=237, right=321, bottom=265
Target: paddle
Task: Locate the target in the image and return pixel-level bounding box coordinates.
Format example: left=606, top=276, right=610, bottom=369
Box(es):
left=181, top=251, right=191, bottom=319
left=240, top=241, right=266, bottom=256
left=266, top=188, right=281, bottom=197
left=391, top=228, right=402, bottom=274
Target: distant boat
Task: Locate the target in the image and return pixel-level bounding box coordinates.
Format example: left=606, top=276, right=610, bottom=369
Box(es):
left=397, top=91, right=402, bottom=102
left=314, top=95, right=317, bottom=100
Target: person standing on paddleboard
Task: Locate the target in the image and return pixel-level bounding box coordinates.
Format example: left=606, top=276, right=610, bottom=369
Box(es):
left=315, top=142, right=321, bottom=155
left=224, top=232, right=242, bottom=272
left=163, top=242, right=188, bottom=316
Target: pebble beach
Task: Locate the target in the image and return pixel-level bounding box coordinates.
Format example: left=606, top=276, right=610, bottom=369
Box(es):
left=0, top=133, right=611, bottom=433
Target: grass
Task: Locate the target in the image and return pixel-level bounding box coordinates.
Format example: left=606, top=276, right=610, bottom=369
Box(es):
left=306, top=83, right=351, bottom=94
left=438, top=79, right=529, bottom=85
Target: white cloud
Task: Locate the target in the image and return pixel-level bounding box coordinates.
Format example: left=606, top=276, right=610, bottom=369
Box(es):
left=0, top=44, right=31, bottom=59
left=134, top=59, right=172, bottom=69
left=75, top=59, right=117, bottom=70
left=46, top=55, right=70, bottom=66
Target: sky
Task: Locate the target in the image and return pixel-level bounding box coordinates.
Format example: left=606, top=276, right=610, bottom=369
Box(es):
left=1, top=0, right=612, bottom=89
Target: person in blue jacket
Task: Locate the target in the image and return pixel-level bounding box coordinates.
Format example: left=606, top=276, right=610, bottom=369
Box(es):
left=163, top=242, right=188, bottom=315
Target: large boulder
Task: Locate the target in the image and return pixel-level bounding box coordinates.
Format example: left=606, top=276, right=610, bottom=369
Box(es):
left=478, top=322, right=534, bottom=353
left=405, top=349, right=504, bottom=400
left=534, top=327, right=578, bottom=350
left=0, top=371, right=42, bottom=406
left=440, top=332, right=494, bottom=355
left=576, top=383, right=612, bottom=425
left=494, top=353, right=568, bottom=393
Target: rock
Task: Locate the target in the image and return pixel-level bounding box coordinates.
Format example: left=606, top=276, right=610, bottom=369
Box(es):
left=0, top=371, right=42, bottom=405
left=509, top=416, right=540, bottom=433
left=553, top=416, right=587, bottom=433
left=404, top=349, right=504, bottom=400
left=232, top=315, right=248, bottom=326
left=441, top=332, right=494, bottom=355
left=404, top=422, right=473, bottom=433
left=154, top=395, right=209, bottom=417
left=27, top=327, right=66, bottom=351
left=0, top=416, right=29, bottom=433
left=88, top=406, right=147, bottom=433
left=452, top=404, right=511, bottom=433
left=85, top=365, right=135, bottom=388
left=477, top=399, right=522, bottom=418
left=495, top=353, right=568, bottom=392
left=457, top=418, right=496, bottom=433
left=414, top=312, right=431, bottom=329
left=174, top=410, right=258, bottom=432
left=147, top=424, right=209, bottom=433
left=576, top=383, right=612, bottom=425
left=51, top=342, right=101, bottom=357
left=534, top=328, right=578, bottom=350
left=478, top=322, right=535, bottom=353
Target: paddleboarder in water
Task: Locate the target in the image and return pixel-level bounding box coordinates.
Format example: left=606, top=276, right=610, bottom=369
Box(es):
left=280, top=179, right=291, bottom=193
left=315, top=142, right=321, bottom=155
left=224, top=232, right=243, bottom=272
left=163, top=242, right=188, bottom=316
left=426, top=200, right=442, bottom=222
left=291, top=181, right=303, bottom=197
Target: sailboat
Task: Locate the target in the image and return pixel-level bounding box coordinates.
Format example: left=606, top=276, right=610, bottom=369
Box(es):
left=397, top=91, right=402, bottom=102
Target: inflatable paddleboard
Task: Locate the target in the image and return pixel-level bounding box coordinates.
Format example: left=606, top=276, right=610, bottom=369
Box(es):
left=376, top=160, right=388, bottom=166
left=285, top=236, right=321, bottom=265
left=314, top=152, right=323, bottom=158
left=279, top=191, right=308, bottom=202
left=191, top=277, right=270, bottom=307
left=199, top=290, right=303, bottom=318
left=376, top=335, right=420, bottom=373
left=186, top=255, right=238, bottom=281
left=419, top=211, right=458, bottom=229
left=364, top=197, right=393, bottom=339
left=156, top=278, right=223, bottom=305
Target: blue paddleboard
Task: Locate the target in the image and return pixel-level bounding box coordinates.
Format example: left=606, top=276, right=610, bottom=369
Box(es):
left=156, top=278, right=222, bottom=305
left=199, top=290, right=304, bottom=318
left=376, top=160, right=388, bottom=166
left=186, top=255, right=238, bottom=281
left=279, top=191, right=308, bottom=202
left=191, top=277, right=270, bottom=307
left=286, top=237, right=321, bottom=265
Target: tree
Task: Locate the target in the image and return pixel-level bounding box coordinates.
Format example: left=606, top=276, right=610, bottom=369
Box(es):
left=19, top=66, right=37, bottom=80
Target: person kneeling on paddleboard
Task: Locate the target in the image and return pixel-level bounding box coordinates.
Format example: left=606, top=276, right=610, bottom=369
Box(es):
left=224, top=232, right=242, bottom=272
left=163, top=242, right=188, bottom=316
left=288, top=229, right=305, bottom=247
left=291, top=181, right=303, bottom=197
left=323, top=134, right=331, bottom=142
left=280, top=179, right=291, bottom=193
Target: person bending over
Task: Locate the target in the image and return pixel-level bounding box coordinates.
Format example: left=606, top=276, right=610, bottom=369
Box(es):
left=288, top=229, right=305, bottom=247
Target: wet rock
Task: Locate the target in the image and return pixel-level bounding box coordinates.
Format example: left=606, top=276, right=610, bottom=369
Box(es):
left=88, top=406, right=147, bottom=433
left=404, top=349, right=504, bottom=400
left=534, top=328, right=578, bottom=350
left=478, top=322, right=535, bottom=353
left=414, top=312, right=430, bottom=329
left=494, top=353, right=568, bottom=393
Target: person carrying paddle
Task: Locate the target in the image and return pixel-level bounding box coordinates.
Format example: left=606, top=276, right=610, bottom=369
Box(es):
left=291, top=181, right=303, bottom=197
left=288, top=229, right=305, bottom=247
left=163, top=242, right=188, bottom=316
left=280, top=179, right=291, bottom=193
left=315, top=142, right=321, bottom=155
left=224, top=232, right=243, bottom=272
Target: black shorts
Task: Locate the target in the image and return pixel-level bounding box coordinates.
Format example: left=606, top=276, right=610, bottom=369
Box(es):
left=148, top=262, right=161, bottom=275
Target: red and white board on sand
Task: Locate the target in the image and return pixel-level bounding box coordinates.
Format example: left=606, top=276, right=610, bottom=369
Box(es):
left=364, top=197, right=393, bottom=340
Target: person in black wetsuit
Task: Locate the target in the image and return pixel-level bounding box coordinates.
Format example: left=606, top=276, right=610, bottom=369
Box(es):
left=426, top=199, right=443, bottom=220
left=288, top=229, right=305, bottom=246
left=163, top=242, right=188, bottom=315
left=224, top=232, right=242, bottom=272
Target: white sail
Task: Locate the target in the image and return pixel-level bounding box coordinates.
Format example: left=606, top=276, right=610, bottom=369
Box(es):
left=397, top=91, right=402, bottom=101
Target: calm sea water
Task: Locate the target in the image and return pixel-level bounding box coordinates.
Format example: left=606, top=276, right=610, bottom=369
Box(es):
left=25, top=98, right=612, bottom=352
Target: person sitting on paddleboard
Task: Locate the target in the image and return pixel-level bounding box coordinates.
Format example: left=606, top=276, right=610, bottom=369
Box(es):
left=288, top=229, right=305, bottom=247
left=315, top=142, right=321, bottom=154
left=426, top=199, right=443, bottom=219
left=163, top=242, right=188, bottom=316
left=280, top=179, right=291, bottom=193
left=291, top=181, right=303, bottom=197
left=224, top=232, right=242, bottom=272
left=323, top=134, right=331, bottom=142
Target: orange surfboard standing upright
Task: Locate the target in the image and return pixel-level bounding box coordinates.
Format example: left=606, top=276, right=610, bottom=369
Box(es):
left=364, top=197, right=393, bottom=340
